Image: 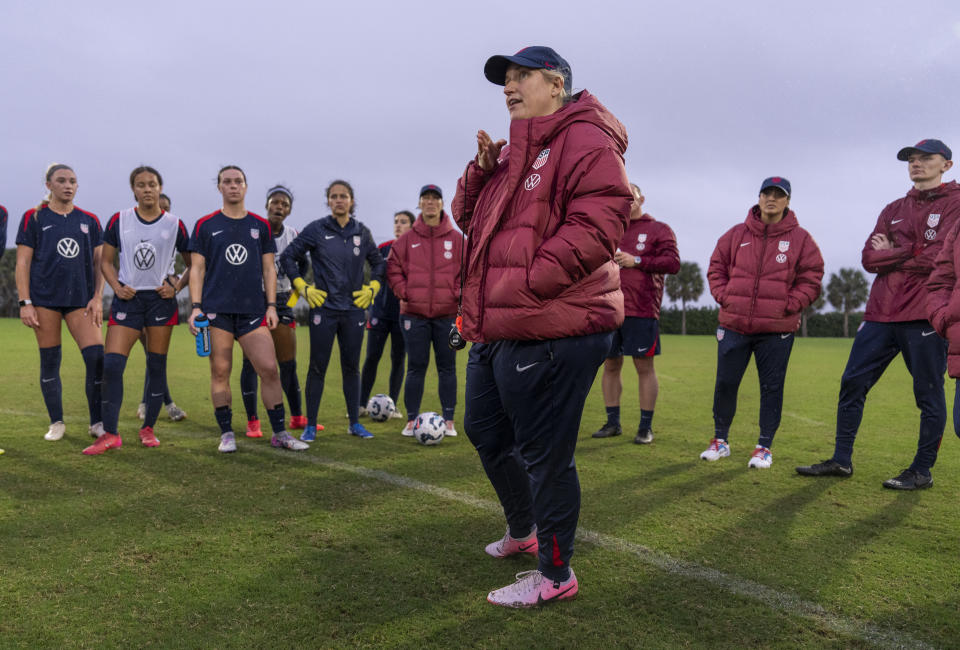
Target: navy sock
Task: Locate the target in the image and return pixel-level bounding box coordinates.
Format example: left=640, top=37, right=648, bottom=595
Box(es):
left=266, top=403, right=286, bottom=435
left=639, top=409, right=654, bottom=430
left=80, top=345, right=104, bottom=425
left=605, top=406, right=620, bottom=426
left=144, top=352, right=167, bottom=428
left=141, top=365, right=150, bottom=405
left=442, top=407, right=455, bottom=421
left=39, top=346, right=63, bottom=423
left=279, top=359, right=302, bottom=417
left=240, top=357, right=259, bottom=420
left=101, top=353, right=128, bottom=435
left=214, top=405, right=233, bottom=435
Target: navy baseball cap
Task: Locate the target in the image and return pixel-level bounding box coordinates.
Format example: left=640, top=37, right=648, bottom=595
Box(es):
left=897, top=139, right=952, bottom=161
left=484, top=46, right=572, bottom=93
left=419, top=184, right=442, bottom=199
left=760, top=176, right=791, bottom=197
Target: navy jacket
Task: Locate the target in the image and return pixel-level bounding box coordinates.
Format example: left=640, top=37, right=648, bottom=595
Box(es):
left=280, top=215, right=384, bottom=311
left=369, top=240, right=400, bottom=321
left=0, top=204, right=7, bottom=261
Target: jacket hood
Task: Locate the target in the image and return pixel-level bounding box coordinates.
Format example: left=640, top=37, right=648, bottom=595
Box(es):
left=412, top=211, right=456, bottom=237
left=745, top=206, right=799, bottom=236
left=906, top=179, right=960, bottom=201
left=514, top=90, right=628, bottom=156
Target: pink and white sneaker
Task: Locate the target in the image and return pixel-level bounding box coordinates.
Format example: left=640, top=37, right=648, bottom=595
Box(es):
left=485, top=527, right=538, bottom=558
left=487, top=569, right=578, bottom=608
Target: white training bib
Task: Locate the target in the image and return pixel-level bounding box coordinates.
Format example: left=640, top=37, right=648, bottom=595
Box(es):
left=116, top=208, right=182, bottom=290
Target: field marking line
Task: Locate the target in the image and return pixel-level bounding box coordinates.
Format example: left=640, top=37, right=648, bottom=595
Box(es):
left=783, top=411, right=826, bottom=426
left=266, top=448, right=932, bottom=650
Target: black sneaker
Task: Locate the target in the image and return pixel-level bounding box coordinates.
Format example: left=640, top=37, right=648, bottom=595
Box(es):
left=633, top=428, right=654, bottom=444
left=795, top=459, right=853, bottom=477
left=882, top=469, right=933, bottom=490
left=592, top=422, right=622, bottom=438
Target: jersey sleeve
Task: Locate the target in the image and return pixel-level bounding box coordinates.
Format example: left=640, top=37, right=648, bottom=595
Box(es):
left=103, top=213, right=121, bottom=249
left=88, top=214, right=103, bottom=247
left=15, top=210, right=39, bottom=248
left=261, top=221, right=277, bottom=255
left=189, top=221, right=206, bottom=255
left=175, top=220, right=190, bottom=253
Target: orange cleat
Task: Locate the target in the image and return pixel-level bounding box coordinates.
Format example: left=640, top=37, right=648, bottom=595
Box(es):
left=245, top=418, right=263, bottom=438
left=82, top=433, right=122, bottom=456
left=288, top=415, right=308, bottom=430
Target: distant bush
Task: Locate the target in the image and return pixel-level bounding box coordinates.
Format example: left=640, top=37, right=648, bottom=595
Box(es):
left=659, top=306, right=864, bottom=337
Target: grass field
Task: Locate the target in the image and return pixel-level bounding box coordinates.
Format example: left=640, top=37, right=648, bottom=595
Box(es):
left=1, top=318, right=958, bottom=649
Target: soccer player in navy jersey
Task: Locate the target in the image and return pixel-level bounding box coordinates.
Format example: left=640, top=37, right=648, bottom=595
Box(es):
left=239, top=185, right=312, bottom=437
left=188, top=166, right=307, bottom=453
left=15, top=164, right=105, bottom=442
left=359, top=210, right=413, bottom=416
left=134, top=191, right=187, bottom=424
left=280, top=180, right=385, bottom=441
left=82, top=166, right=191, bottom=455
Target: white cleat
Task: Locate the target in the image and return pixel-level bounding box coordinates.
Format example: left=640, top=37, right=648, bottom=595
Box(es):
left=166, top=402, right=187, bottom=421
left=44, top=421, right=66, bottom=441
left=218, top=431, right=237, bottom=453
left=700, top=438, right=730, bottom=461
left=748, top=445, right=773, bottom=469
left=89, top=422, right=105, bottom=438
left=136, top=402, right=146, bottom=420
left=271, top=432, right=309, bottom=451
left=401, top=420, right=415, bottom=437
left=445, top=420, right=458, bottom=437
left=389, top=410, right=404, bottom=419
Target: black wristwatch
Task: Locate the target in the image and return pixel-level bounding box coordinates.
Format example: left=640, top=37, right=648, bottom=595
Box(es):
left=191, top=302, right=201, bottom=309
left=267, top=302, right=277, bottom=307
left=18, top=299, right=32, bottom=307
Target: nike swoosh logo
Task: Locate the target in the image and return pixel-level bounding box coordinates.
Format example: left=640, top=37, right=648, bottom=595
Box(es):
left=922, top=330, right=936, bottom=337
left=212, top=230, right=223, bottom=236
left=781, top=334, right=792, bottom=339
left=42, top=377, right=55, bottom=383
left=518, top=543, right=536, bottom=552
left=538, top=583, right=577, bottom=604
left=325, top=235, right=336, bottom=239
left=891, top=219, right=904, bottom=224
left=42, top=225, right=54, bottom=231
left=516, top=362, right=539, bottom=372
left=155, top=316, right=167, bottom=321
left=249, top=319, right=260, bottom=325
left=637, top=347, right=649, bottom=353
left=151, top=392, right=164, bottom=397
left=740, top=242, right=751, bottom=247
left=358, top=322, right=365, bottom=326
left=411, top=243, right=421, bottom=248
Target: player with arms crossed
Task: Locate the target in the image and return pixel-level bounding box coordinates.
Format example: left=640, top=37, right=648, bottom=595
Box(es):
left=16, top=163, right=105, bottom=442
left=188, top=166, right=307, bottom=453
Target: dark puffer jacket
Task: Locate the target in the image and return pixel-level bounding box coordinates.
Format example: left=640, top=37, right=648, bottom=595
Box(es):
left=708, top=207, right=824, bottom=334
left=451, top=90, right=631, bottom=342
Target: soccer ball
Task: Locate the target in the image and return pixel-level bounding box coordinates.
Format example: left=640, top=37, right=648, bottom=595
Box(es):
left=366, top=394, right=396, bottom=422
left=413, top=412, right=445, bottom=446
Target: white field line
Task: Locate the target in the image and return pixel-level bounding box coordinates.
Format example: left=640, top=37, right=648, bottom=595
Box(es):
left=267, top=448, right=933, bottom=650
left=783, top=411, right=827, bottom=426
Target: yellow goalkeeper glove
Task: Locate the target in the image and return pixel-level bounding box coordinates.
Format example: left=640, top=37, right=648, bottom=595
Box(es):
left=352, top=279, right=380, bottom=309
left=293, top=277, right=327, bottom=308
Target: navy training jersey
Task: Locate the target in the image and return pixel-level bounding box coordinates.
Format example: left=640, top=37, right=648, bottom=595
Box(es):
left=369, top=240, right=400, bottom=321
left=16, top=206, right=102, bottom=308
left=104, top=208, right=189, bottom=290
left=279, top=215, right=384, bottom=311
left=0, top=204, right=7, bottom=261
left=189, top=211, right=276, bottom=314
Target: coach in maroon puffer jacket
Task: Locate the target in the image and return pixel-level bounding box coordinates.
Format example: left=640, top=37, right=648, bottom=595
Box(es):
left=452, top=90, right=630, bottom=343
left=387, top=210, right=463, bottom=319
left=708, top=205, right=824, bottom=334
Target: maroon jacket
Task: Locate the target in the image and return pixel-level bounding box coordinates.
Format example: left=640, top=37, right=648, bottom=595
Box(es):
left=708, top=207, right=824, bottom=335
left=619, top=214, right=679, bottom=319
left=452, top=90, right=631, bottom=343
left=386, top=211, right=464, bottom=319
left=925, top=219, right=960, bottom=377
left=863, top=180, right=960, bottom=322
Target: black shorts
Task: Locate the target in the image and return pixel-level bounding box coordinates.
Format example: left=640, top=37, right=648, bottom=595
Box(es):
left=206, top=311, right=266, bottom=338
left=608, top=317, right=661, bottom=358
left=276, top=292, right=296, bottom=328
left=35, top=304, right=83, bottom=316
left=109, top=291, right=179, bottom=330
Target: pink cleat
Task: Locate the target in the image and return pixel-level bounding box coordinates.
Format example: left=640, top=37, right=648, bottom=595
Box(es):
left=139, top=426, right=160, bottom=447
left=487, top=569, right=578, bottom=608
left=288, top=415, right=308, bottom=430
left=82, top=433, right=122, bottom=455
left=245, top=418, right=263, bottom=438
left=485, top=527, right=538, bottom=558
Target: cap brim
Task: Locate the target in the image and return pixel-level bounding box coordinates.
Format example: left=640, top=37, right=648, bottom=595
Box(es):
left=897, top=147, right=921, bottom=161
left=484, top=53, right=546, bottom=85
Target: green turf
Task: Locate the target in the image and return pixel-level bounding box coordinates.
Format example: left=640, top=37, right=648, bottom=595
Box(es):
left=0, top=318, right=957, bottom=648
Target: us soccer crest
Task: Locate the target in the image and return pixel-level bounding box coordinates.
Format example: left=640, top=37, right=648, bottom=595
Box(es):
left=313, top=314, right=321, bottom=325
left=444, top=240, right=453, bottom=250
left=80, top=223, right=89, bottom=234
left=250, top=228, right=259, bottom=239
left=716, top=327, right=725, bottom=341
left=207, top=313, right=217, bottom=320
left=404, top=320, right=411, bottom=331
left=353, top=235, right=361, bottom=246
left=928, top=213, right=941, bottom=227
left=778, top=240, right=790, bottom=252
left=116, top=312, right=126, bottom=320
left=532, top=148, right=550, bottom=170
left=638, top=233, right=647, bottom=242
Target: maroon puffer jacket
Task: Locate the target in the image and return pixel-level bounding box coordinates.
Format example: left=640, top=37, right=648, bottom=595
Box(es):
left=708, top=207, right=824, bottom=334
left=452, top=91, right=631, bottom=343
left=620, top=214, right=680, bottom=318
left=925, top=220, right=960, bottom=377
left=863, top=181, right=960, bottom=322
left=386, top=211, right=464, bottom=319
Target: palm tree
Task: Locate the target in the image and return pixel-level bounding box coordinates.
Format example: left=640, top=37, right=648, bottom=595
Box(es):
left=827, top=268, right=870, bottom=337
left=801, top=293, right=825, bottom=337
left=665, top=261, right=704, bottom=335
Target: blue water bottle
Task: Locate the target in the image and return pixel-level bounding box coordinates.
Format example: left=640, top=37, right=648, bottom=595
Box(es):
left=194, top=314, right=211, bottom=357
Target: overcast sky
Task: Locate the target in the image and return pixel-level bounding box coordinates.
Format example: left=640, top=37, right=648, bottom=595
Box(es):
left=3, top=1, right=959, bottom=306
